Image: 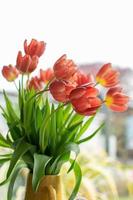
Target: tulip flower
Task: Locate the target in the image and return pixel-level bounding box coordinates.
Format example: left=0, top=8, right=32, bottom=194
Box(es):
left=96, top=63, right=120, bottom=87
left=16, top=51, right=39, bottom=73
left=28, top=76, right=43, bottom=91
left=69, top=86, right=102, bottom=116
left=75, top=71, right=95, bottom=86
left=40, top=68, right=55, bottom=83
left=2, top=65, right=19, bottom=82
left=53, top=54, right=77, bottom=80
left=105, top=87, right=129, bottom=112
left=49, top=80, right=76, bottom=102
left=24, top=39, right=46, bottom=57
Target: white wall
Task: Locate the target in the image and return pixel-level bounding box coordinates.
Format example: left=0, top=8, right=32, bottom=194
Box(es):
left=0, top=0, right=133, bottom=92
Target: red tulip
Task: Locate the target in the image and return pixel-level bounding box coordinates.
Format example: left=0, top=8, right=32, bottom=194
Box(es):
left=105, top=87, right=129, bottom=112
left=16, top=51, right=39, bottom=73
left=2, top=65, right=19, bottom=82
left=96, top=63, right=120, bottom=87
left=40, top=68, right=55, bottom=83
left=53, top=54, right=77, bottom=80
left=24, top=39, right=46, bottom=57
left=49, top=80, right=76, bottom=102
left=75, top=71, right=95, bottom=86
left=28, top=76, right=43, bottom=91
left=69, top=86, right=102, bottom=116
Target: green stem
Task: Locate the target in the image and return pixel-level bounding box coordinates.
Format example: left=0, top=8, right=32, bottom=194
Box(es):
left=27, top=74, right=30, bottom=83
left=45, top=103, right=68, bottom=127
left=26, top=74, right=30, bottom=89
left=40, top=102, right=69, bottom=152
left=94, top=82, right=99, bottom=87
left=27, top=88, right=50, bottom=103
left=21, top=75, right=24, bottom=91
left=0, top=105, right=8, bottom=117
left=13, top=81, right=18, bottom=91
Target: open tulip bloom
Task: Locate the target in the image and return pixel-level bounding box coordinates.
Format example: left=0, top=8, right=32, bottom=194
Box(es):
left=0, top=39, right=129, bottom=200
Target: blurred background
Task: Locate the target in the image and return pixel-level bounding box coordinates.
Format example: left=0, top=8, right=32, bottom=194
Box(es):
left=0, top=0, right=133, bottom=199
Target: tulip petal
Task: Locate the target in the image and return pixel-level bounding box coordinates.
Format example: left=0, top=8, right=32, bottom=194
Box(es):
left=109, top=104, right=128, bottom=112
left=96, top=63, right=112, bottom=78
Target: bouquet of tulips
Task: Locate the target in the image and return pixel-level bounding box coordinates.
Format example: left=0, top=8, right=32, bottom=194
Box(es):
left=0, top=39, right=129, bottom=200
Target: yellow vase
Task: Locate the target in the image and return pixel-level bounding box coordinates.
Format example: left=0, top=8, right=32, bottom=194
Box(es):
left=25, top=174, right=64, bottom=200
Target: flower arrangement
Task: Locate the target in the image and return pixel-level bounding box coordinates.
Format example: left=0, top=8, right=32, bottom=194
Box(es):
left=0, top=39, right=129, bottom=200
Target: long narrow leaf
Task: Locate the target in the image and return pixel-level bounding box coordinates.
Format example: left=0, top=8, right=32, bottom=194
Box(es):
left=0, top=133, right=11, bottom=148
left=39, top=98, right=50, bottom=153
left=75, top=116, right=95, bottom=141
left=60, top=122, right=82, bottom=144
left=49, top=143, right=80, bottom=174
left=7, top=139, right=35, bottom=180
left=69, top=160, right=82, bottom=200
left=32, top=153, right=51, bottom=191
left=3, top=90, right=19, bottom=122
left=0, top=158, right=10, bottom=165
left=56, top=103, right=63, bottom=131
left=7, top=162, right=26, bottom=200
left=68, top=113, right=84, bottom=128
left=50, top=104, right=56, bottom=153
left=63, top=104, right=72, bottom=122
left=77, top=122, right=104, bottom=144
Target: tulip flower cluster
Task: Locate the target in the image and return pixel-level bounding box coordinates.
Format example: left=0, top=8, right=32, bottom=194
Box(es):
left=2, top=39, right=129, bottom=115
left=0, top=39, right=130, bottom=200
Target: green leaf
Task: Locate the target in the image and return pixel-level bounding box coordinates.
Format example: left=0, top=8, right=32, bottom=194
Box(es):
left=23, top=90, right=36, bottom=142
left=35, top=106, right=43, bottom=133
left=60, top=121, right=82, bottom=144
left=3, top=90, right=19, bottom=123
left=0, top=153, right=12, bottom=158
left=63, top=104, right=72, bottom=122
left=77, top=122, right=105, bottom=144
left=58, top=142, right=80, bottom=158
left=49, top=143, right=80, bottom=174
left=57, top=104, right=73, bottom=136
left=68, top=113, right=84, bottom=128
left=50, top=104, right=56, bottom=153
left=8, top=122, right=22, bottom=141
left=22, top=153, right=34, bottom=169
left=0, top=153, right=12, bottom=165
left=7, top=138, right=35, bottom=180
left=53, top=153, right=70, bottom=175
left=18, top=81, right=23, bottom=122
left=0, top=158, right=10, bottom=165
left=6, top=131, right=14, bottom=144
left=32, top=153, right=51, bottom=191
left=39, top=98, right=51, bottom=153
left=46, top=153, right=70, bottom=175
left=0, top=133, right=11, bottom=148
left=75, top=116, right=95, bottom=141
left=7, top=162, right=26, bottom=200
left=56, top=103, right=63, bottom=130
left=69, top=160, right=82, bottom=200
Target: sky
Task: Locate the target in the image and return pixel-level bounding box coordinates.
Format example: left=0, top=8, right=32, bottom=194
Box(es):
left=0, top=0, right=133, bottom=91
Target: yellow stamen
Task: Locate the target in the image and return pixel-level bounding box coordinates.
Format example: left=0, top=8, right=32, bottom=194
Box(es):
left=105, top=96, right=113, bottom=106
left=96, top=77, right=106, bottom=86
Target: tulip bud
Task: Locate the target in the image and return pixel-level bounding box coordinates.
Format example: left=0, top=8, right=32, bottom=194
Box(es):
left=96, top=63, right=120, bottom=88
left=16, top=51, right=39, bottom=73
left=2, top=65, right=19, bottom=82
left=105, top=87, right=129, bottom=112
left=24, top=39, right=46, bottom=57
left=49, top=80, right=76, bottom=102
left=40, top=68, right=55, bottom=83
left=28, top=76, right=43, bottom=91
left=53, top=54, right=77, bottom=80
left=69, top=86, right=102, bottom=116
left=74, top=70, right=95, bottom=86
